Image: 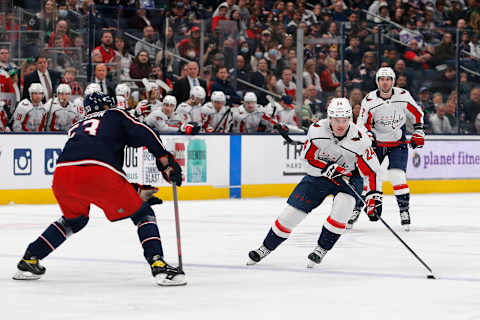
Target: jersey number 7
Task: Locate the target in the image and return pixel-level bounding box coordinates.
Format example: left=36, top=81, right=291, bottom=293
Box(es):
left=67, top=119, right=101, bottom=139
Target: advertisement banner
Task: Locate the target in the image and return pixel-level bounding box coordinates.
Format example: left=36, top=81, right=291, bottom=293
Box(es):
left=407, top=140, right=480, bottom=179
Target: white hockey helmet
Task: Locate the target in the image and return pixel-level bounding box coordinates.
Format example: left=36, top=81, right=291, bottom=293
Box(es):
left=375, top=67, right=396, bottom=85
left=56, top=83, right=72, bottom=95
left=115, top=83, right=131, bottom=98
left=142, top=78, right=158, bottom=93
left=211, top=91, right=226, bottom=103
left=190, top=86, right=206, bottom=101
left=162, top=95, right=177, bottom=108
left=327, top=98, right=352, bottom=118
left=28, top=83, right=45, bottom=99
left=244, top=91, right=257, bottom=103
left=84, top=83, right=102, bottom=96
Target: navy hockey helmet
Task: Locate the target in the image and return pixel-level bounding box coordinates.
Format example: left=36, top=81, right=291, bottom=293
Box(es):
left=84, top=91, right=115, bottom=115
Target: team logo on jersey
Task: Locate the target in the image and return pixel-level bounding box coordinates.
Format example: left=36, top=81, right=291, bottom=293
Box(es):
left=44, top=148, right=61, bottom=175
left=13, top=148, right=32, bottom=176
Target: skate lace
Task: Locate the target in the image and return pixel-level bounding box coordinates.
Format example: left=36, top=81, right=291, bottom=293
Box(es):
left=313, top=246, right=328, bottom=258
left=400, top=211, right=410, bottom=220
left=258, top=246, right=271, bottom=257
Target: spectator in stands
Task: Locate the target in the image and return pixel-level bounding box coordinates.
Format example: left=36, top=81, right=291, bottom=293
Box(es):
left=303, top=59, right=322, bottom=93
left=172, top=61, right=207, bottom=104
left=130, top=50, right=152, bottom=85
left=264, top=43, right=281, bottom=71
left=265, top=72, right=281, bottom=96
left=129, top=7, right=153, bottom=31
left=177, top=26, right=201, bottom=61
left=352, top=103, right=361, bottom=124
left=345, top=36, right=364, bottom=68
left=384, top=48, right=399, bottom=67
left=48, top=19, right=72, bottom=48
left=212, top=3, right=229, bottom=32
left=430, top=66, right=456, bottom=96
left=349, top=88, right=363, bottom=108
left=250, top=58, right=269, bottom=106
left=213, top=0, right=239, bottom=18
left=474, top=113, right=480, bottom=134
left=19, top=59, right=36, bottom=93
left=92, top=31, right=116, bottom=64
left=210, top=66, right=241, bottom=106
left=114, top=36, right=133, bottom=81
left=135, top=26, right=162, bottom=62
left=357, top=51, right=377, bottom=92
left=304, top=84, right=323, bottom=117
left=430, top=103, right=454, bottom=134
left=399, top=19, right=423, bottom=48
left=70, top=35, right=86, bottom=64
left=61, top=67, right=82, bottom=100
left=258, top=29, right=274, bottom=53
left=320, top=57, right=340, bottom=96
left=237, top=55, right=250, bottom=95
left=434, top=33, right=455, bottom=65
left=404, top=39, right=432, bottom=70
left=0, top=48, right=17, bottom=73
left=396, top=74, right=410, bottom=91
left=93, top=63, right=114, bottom=98
left=22, top=54, right=61, bottom=102
left=35, top=0, right=58, bottom=34
left=417, top=86, right=435, bottom=115
left=393, top=59, right=414, bottom=82
left=465, top=87, right=480, bottom=123
left=276, top=68, right=296, bottom=98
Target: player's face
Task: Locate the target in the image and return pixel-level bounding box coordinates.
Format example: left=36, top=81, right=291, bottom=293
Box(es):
left=245, top=101, right=256, bottom=112
left=58, top=92, right=70, bottom=106
left=149, top=88, right=158, bottom=100
left=213, top=100, right=225, bottom=112
left=378, top=76, right=393, bottom=93
left=31, top=92, right=43, bottom=104
left=162, top=103, right=174, bottom=116
left=330, top=117, right=350, bottom=136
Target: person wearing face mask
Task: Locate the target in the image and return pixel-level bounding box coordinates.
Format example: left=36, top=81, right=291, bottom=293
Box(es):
left=177, top=26, right=202, bottom=61
left=265, top=45, right=280, bottom=70
left=57, top=4, right=79, bottom=27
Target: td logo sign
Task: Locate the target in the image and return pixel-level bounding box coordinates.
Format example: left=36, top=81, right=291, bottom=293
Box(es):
left=45, top=149, right=62, bottom=175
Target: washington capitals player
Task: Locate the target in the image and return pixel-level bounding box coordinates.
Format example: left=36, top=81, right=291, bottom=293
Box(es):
left=13, top=92, right=186, bottom=286
left=47, top=84, right=80, bottom=131
left=350, top=67, right=424, bottom=231
left=247, top=98, right=383, bottom=267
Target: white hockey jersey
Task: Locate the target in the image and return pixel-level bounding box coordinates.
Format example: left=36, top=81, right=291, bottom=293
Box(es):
left=357, top=88, right=424, bottom=144
left=0, top=102, right=9, bottom=131
left=302, top=119, right=382, bottom=193
left=201, top=102, right=232, bottom=133
left=46, top=98, right=79, bottom=131
left=12, top=99, right=48, bottom=132
left=72, top=97, right=86, bottom=119
left=175, top=101, right=205, bottom=125
left=135, top=99, right=162, bottom=122
left=231, top=105, right=275, bottom=133
left=116, top=96, right=128, bottom=110
left=144, top=108, right=187, bottom=133
left=265, top=102, right=298, bottom=128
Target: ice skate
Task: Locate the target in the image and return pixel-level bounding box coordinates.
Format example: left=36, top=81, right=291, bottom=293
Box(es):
left=150, top=255, right=186, bottom=286
left=12, top=251, right=46, bottom=280
left=346, top=209, right=361, bottom=230
left=400, top=210, right=410, bottom=231
left=307, top=246, right=328, bottom=268
left=246, top=245, right=271, bottom=265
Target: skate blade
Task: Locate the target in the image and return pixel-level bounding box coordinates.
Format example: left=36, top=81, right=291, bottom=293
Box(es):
left=12, top=270, right=42, bottom=280
left=403, top=225, right=410, bottom=232
left=246, top=259, right=258, bottom=266
left=346, top=223, right=353, bottom=231
left=306, top=260, right=316, bottom=269
left=155, top=274, right=187, bottom=286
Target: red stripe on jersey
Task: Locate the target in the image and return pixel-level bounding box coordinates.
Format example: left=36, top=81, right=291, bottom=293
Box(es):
left=327, top=216, right=345, bottom=229
left=357, top=155, right=376, bottom=191
left=38, top=114, right=46, bottom=132
left=305, top=142, right=328, bottom=169
left=407, top=103, right=422, bottom=123
left=22, top=113, right=30, bottom=131
left=393, top=184, right=409, bottom=191
left=275, top=219, right=291, bottom=234
left=365, top=112, right=373, bottom=131
left=0, top=110, right=7, bottom=127
left=50, top=113, right=57, bottom=131
left=240, top=120, right=245, bottom=133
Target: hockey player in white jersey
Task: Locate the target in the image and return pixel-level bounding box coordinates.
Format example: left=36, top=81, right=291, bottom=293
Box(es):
left=12, top=83, right=48, bottom=132
left=265, top=95, right=299, bottom=128
left=0, top=100, right=9, bottom=131
left=115, top=83, right=131, bottom=110
left=145, top=95, right=189, bottom=133
left=72, top=83, right=101, bottom=118
left=175, top=86, right=206, bottom=132
left=46, top=84, right=79, bottom=131
left=351, top=67, right=424, bottom=231
left=247, top=98, right=383, bottom=267
left=134, top=79, right=162, bottom=122
left=232, top=92, right=277, bottom=133
left=202, top=91, right=232, bottom=133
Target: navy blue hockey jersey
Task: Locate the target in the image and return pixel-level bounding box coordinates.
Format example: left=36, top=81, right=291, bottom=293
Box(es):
left=57, top=108, right=169, bottom=178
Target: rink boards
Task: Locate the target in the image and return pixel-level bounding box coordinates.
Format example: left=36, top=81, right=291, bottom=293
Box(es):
left=1, top=133, right=480, bottom=204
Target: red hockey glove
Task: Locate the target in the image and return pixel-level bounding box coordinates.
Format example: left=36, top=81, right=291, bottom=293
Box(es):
left=411, top=124, right=425, bottom=149
left=321, top=163, right=352, bottom=185
left=365, top=191, right=383, bottom=221
left=182, top=122, right=201, bottom=135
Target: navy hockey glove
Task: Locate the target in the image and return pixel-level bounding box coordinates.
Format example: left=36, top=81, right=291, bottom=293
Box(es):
left=321, top=163, right=352, bottom=185
left=156, top=153, right=183, bottom=186
left=365, top=191, right=382, bottom=221
left=182, top=122, right=201, bottom=135
left=131, top=183, right=163, bottom=206
left=410, top=124, right=425, bottom=149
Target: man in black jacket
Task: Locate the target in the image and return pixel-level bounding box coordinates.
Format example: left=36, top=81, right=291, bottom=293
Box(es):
left=22, top=55, right=61, bottom=102
left=172, top=61, right=207, bottom=104
left=210, top=66, right=241, bottom=106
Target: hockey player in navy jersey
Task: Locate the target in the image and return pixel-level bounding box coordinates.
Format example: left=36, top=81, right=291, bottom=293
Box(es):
left=348, top=67, right=425, bottom=231
left=247, top=98, right=383, bottom=267
left=13, top=92, right=186, bottom=286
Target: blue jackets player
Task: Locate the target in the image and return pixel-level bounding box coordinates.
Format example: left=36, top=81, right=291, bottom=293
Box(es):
left=247, top=98, right=383, bottom=268
left=13, top=92, right=186, bottom=286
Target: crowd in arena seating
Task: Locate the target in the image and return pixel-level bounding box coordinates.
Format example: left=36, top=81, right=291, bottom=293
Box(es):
left=0, top=0, right=479, bottom=134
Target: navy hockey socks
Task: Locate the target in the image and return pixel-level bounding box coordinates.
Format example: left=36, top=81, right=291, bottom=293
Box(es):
left=137, top=219, right=164, bottom=260
left=263, top=228, right=287, bottom=251
left=27, top=221, right=68, bottom=260
left=317, top=226, right=341, bottom=250
left=395, top=193, right=410, bottom=212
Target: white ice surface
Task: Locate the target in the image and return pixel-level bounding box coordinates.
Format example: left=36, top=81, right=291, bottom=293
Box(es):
left=1, top=194, right=480, bottom=320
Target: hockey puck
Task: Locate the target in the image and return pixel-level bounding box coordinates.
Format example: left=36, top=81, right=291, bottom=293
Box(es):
left=427, top=274, right=436, bottom=279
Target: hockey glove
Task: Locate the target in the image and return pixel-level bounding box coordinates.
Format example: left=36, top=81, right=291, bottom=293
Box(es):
left=131, top=183, right=163, bottom=206
left=181, top=121, right=201, bottom=135
left=366, top=131, right=376, bottom=146
left=156, top=153, right=183, bottom=186
left=410, top=124, right=425, bottom=149
left=365, top=191, right=383, bottom=221
left=321, top=163, right=352, bottom=185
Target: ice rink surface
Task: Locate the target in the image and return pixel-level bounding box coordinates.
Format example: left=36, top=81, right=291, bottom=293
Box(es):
left=1, top=193, right=480, bottom=320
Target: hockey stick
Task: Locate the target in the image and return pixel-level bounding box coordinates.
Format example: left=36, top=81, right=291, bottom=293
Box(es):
left=376, top=140, right=411, bottom=147
left=341, top=176, right=436, bottom=279
left=213, top=106, right=231, bottom=132
left=172, top=183, right=184, bottom=272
